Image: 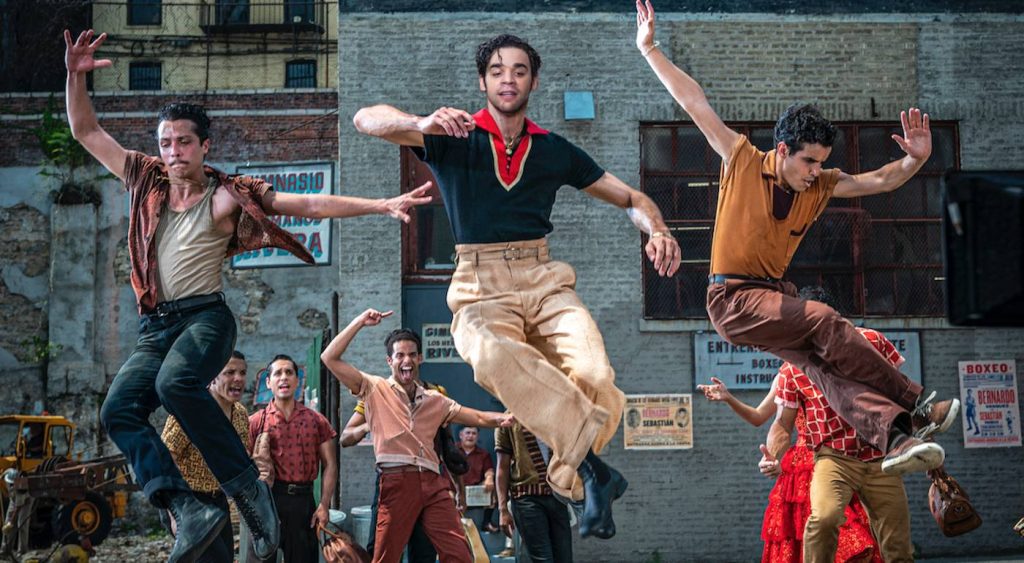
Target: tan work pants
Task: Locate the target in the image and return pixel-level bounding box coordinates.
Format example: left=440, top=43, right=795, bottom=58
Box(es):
left=447, top=238, right=625, bottom=499
left=805, top=447, right=913, bottom=563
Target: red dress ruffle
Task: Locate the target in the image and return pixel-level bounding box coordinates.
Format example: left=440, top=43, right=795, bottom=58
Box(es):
left=761, top=410, right=882, bottom=563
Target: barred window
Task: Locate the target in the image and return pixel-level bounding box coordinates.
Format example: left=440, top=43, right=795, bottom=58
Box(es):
left=285, top=0, right=315, bottom=24
left=285, top=60, right=316, bottom=88
left=127, top=0, right=161, bottom=25
left=128, top=62, right=161, bottom=91
left=641, top=122, right=959, bottom=319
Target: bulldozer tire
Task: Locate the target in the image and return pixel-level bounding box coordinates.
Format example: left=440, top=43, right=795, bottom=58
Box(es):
left=52, top=491, right=112, bottom=547
left=36, top=455, right=69, bottom=474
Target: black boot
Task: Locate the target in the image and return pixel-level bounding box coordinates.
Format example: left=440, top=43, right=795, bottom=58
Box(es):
left=163, top=491, right=228, bottom=563
left=576, top=451, right=628, bottom=539
left=231, top=480, right=280, bottom=560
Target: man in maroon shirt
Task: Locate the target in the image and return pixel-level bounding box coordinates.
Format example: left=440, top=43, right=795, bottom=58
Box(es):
left=248, top=354, right=337, bottom=563
left=459, top=426, right=498, bottom=532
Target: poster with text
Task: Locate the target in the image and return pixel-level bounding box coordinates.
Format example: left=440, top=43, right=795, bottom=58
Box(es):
left=422, top=323, right=462, bottom=363
left=959, top=359, right=1021, bottom=448
left=623, top=394, right=693, bottom=450
left=231, top=161, right=334, bottom=268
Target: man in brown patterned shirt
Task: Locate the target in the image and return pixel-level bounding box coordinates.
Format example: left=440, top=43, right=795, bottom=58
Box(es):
left=64, top=29, right=431, bottom=563
left=162, top=350, right=251, bottom=563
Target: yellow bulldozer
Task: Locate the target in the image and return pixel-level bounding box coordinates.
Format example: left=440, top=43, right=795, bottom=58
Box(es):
left=0, top=415, right=137, bottom=555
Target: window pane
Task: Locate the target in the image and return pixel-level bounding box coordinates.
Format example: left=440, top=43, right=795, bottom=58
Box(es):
left=285, top=0, right=315, bottom=23
left=285, top=60, right=316, bottom=88
left=644, top=176, right=717, bottom=221
left=922, top=127, right=957, bottom=174
left=416, top=206, right=456, bottom=270
left=858, top=126, right=905, bottom=172
left=216, top=0, right=249, bottom=24
left=129, top=63, right=161, bottom=90
left=128, top=0, right=161, bottom=25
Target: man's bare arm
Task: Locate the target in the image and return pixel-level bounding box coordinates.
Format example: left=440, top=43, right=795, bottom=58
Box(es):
left=311, top=439, right=337, bottom=529
left=340, top=411, right=369, bottom=448
left=321, top=309, right=393, bottom=394
left=496, top=451, right=514, bottom=537
left=64, top=30, right=128, bottom=180
left=261, top=181, right=433, bottom=223
left=450, top=407, right=514, bottom=429
left=582, top=172, right=681, bottom=277
left=635, top=1, right=739, bottom=162
left=766, top=404, right=797, bottom=460
left=834, top=108, right=931, bottom=198
left=353, top=105, right=477, bottom=147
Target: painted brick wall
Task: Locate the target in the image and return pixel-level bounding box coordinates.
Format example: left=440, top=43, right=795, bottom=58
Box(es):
left=336, top=12, right=1024, bottom=561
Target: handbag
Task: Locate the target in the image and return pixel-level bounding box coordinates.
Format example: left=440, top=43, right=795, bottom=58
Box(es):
left=460, top=518, right=490, bottom=563
left=927, top=465, right=981, bottom=537
left=252, top=409, right=275, bottom=486
left=318, top=523, right=370, bottom=563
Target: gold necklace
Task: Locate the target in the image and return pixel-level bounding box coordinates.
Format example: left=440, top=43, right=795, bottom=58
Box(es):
left=504, top=131, right=522, bottom=156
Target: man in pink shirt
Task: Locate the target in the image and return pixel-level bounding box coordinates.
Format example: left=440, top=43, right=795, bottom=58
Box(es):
left=321, top=309, right=514, bottom=563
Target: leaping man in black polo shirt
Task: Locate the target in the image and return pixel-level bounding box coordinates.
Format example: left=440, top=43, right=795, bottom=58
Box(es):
left=354, top=34, right=681, bottom=539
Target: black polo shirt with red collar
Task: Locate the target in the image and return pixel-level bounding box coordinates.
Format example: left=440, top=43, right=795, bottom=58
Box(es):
left=412, top=109, right=605, bottom=244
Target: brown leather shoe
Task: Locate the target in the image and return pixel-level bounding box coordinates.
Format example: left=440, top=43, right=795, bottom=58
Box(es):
left=912, top=392, right=960, bottom=439
left=882, top=434, right=945, bottom=475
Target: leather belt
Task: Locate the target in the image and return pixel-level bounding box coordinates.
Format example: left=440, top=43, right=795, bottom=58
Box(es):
left=147, top=292, right=225, bottom=318
left=272, top=481, right=314, bottom=495
left=708, top=274, right=782, bottom=285
left=146, top=292, right=226, bottom=319
left=378, top=465, right=426, bottom=474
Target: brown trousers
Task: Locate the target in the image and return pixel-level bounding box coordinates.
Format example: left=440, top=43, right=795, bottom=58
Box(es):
left=448, top=239, right=625, bottom=499
left=374, top=470, right=471, bottom=563
left=707, top=279, right=922, bottom=451
left=805, top=447, right=913, bottom=563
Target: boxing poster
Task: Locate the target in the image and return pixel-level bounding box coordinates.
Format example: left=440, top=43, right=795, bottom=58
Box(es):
left=623, top=394, right=693, bottom=450
left=959, top=359, right=1021, bottom=448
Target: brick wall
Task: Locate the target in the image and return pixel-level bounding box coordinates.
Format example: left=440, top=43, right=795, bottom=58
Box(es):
left=337, top=12, right=1024, bottom=561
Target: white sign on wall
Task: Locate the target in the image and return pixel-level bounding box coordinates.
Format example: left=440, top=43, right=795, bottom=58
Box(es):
left=231, top=161, right=334, bottom=268
left=693, top=331, right=922, bottom=390
left=422, top=323, right=462, bottom=363
left=959, top=359, right=1021, bottom=449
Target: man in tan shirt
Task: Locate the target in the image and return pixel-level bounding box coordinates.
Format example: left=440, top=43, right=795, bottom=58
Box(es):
left=635, top=0, right=959, bottom=475
left=322, top=309, right=514, bottom=563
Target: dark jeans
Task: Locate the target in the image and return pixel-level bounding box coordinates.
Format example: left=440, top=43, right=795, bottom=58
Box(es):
left=367, top=470, right=437, bottom=563
left=100, top=302, right=257, bottom=504
left=510, top=495, right=572, bottom=563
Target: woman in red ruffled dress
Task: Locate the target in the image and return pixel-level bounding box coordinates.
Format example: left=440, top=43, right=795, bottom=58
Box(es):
left=698, top=377, right=881, bottom=563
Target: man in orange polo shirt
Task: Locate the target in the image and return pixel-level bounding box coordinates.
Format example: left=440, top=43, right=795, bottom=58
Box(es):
left=321, top=309, right=515, bottom=563
left=635, top=0, right=958, bottom=475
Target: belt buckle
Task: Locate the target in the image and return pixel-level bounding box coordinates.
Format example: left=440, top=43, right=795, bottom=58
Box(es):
left=287, top=484, right=299, bottom=495
left=502, top=248, right=521, bottom=261
left=155, top=303, right=175, bottom=317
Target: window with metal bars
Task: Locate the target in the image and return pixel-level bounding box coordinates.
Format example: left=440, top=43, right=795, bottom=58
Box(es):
left=285, top=60, right=316, bottom=88
left=128, top=62, right=162, bottom=91
left=127, top=0, right=161, bottom=25
left=640, top=122, right=959, bottom=319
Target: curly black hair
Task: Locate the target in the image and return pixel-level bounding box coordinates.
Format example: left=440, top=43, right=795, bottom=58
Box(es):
left=157, top=102, right=212, bottom=143
left=384, top=328, right=422, bottom=356
left=475, top=34, right=541, bottom=77
left=773, top=103, right=837, bottom=153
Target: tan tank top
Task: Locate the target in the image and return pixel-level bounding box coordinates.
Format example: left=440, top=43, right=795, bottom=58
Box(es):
left=155, top=176, right=232, bottom=302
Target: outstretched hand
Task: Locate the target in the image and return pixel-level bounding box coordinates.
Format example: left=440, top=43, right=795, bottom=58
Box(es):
left=758, top=444, right=780, bottom=478
left=635, top=0, right=657, bottom=53
left=359, top=309, right=393, bottom=327
left=64, top=29, right=112, bottom=74
left=645, top=232, right=681, bottom=277
left=383, top=181, right=433, bottom=223
left=697, top=377, right=733, bottom=403
left=418, top=107, right=476, bottom=138
left=891, top=107, right=932, bottom=162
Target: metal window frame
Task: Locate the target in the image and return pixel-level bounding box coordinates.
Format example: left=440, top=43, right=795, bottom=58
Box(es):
left=126, top=0, right=162, bottom=26
left=639, top=121, right=960, bottom=320
left=285, top=59, right=317, bottom=88
left=128, top=61, right=162, bottom=90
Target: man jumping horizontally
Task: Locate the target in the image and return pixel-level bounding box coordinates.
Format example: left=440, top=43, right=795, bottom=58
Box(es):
left=635, top=0, right=958, bottom=475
